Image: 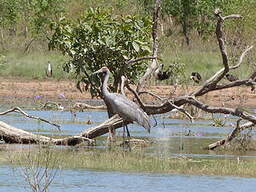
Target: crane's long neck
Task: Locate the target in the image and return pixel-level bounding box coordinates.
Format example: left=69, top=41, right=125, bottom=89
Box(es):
left=101, top=71, right=110, bottom=97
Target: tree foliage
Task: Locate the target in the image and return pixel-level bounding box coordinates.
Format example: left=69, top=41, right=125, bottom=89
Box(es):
left=0, top=0, right=66, bottom=35
left=49, top=8, right=152, bottom=97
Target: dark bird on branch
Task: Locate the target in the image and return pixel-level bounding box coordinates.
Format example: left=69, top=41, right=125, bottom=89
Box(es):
left=190, top=72, right=202, bottom=84
left=92, top=67, right=151, bottom=140
left=46, top=61, right=52, bottom=77
left=155, top=64, right=172, bottom=81
left=225, top=74, right=238, bottom=82
left=226, top=73, right=255, bottom=92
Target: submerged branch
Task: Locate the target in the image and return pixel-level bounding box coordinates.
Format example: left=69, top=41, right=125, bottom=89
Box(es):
left=0, top=107, right=60, bottom=130
left=73, top=102, right=106, bottom=110
left=207, top=121, right=255, bottom=150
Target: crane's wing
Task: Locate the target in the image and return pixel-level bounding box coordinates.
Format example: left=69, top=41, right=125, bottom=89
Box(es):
left=111, top=94, right=151, bottom=132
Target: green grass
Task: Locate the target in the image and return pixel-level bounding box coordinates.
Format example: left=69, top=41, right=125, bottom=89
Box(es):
left=0, top=32, right=255, bottom=85
left=4, top=147, right=256, bottom=177
left=0, top=51, right=71, bottom=80
left=160, top=36, right=255, bottom=85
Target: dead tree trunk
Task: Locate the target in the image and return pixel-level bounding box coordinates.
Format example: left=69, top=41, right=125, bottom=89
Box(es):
left=0, top=121, right=95, bottom=146
left=137, top=0, right=161, bottom=92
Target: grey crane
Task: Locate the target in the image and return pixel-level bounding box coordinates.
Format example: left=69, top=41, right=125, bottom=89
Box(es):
left=93, top=67, right=151, bottom=140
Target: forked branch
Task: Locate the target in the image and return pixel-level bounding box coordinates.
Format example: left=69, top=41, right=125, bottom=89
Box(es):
left=207, top=120, right=255, bottom=150
left=193, top=9, right=252, bottom=97
left=0, top=107, right=60, bottom=130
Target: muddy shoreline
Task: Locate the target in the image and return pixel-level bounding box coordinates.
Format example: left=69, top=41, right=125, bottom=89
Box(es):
left=0, top=77, right=255, bottom=108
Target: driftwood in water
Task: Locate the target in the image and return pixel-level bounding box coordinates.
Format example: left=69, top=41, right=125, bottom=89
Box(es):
left=73, top=102, right=106, bottom=110
left=0, top=114, right=125, bottom=145
left=0, top=107, right=60, bottom=130
left=207, top=121, right=255, bottom=150
left=0, top=120, right=95, bottom=146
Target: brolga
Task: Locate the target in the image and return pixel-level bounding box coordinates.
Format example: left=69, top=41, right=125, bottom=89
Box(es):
left=93, top=67, right=151, bottom=141
left=46, top=61, right=52, bottom=77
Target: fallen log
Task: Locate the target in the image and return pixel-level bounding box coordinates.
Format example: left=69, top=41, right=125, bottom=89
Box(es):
left=79, top=115, right=127, bottom=139
left=73, top=102, right=106, bottom=110
left=0, top=121, right=94, bottom=146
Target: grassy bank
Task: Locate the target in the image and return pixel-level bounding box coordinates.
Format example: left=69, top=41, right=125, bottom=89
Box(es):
left=4, top=147, right=256, bottom=178
left=0, top=51, right=71, bottom=80
left=1, top=39, right=254, bottom=85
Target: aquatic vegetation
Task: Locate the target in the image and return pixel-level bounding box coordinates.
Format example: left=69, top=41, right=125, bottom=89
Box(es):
left=3, top=146, right=256, bottom=178
left=7, top=146, right=61, bottom=192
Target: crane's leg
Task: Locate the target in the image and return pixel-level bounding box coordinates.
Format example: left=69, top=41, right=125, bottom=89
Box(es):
left=123, top=126, right=125, bottom=139
left=121, top=124, right=131, bottom=151
left=125, top=125, right=130, bottom=138
left=108, top=127, right=116, bottom=143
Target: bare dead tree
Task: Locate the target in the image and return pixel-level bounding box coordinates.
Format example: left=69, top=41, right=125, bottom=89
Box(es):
left=137, top=0, right=161, bottom=92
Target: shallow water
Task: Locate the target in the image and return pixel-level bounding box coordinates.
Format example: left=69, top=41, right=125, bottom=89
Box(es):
left=1, top=109, right=256, bottom=191
left=1, top=109, right=256, bottom=158
left=1, top=165, right=256, bottom=192
left=0, top=109, right=238, bottom=137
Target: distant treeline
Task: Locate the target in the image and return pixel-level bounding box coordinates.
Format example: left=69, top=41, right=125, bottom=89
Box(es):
left=0, top=0, right=255, bottom=51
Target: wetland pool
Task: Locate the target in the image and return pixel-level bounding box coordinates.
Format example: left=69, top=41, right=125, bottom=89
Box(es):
left=1, top=108, right=256, bottom=191
left=1, top=109, right=256, bottom=158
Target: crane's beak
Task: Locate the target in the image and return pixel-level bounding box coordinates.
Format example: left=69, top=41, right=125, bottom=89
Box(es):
left=91, top=69, right=102, bottom=75
left=91, top=68, right=103, bottom=76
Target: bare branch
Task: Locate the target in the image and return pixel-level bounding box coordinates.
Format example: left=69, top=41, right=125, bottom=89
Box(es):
left=73, top=102, right=106, bottom=110
left=185, top=97, right=256, bottom=124
left=125, top=83, right=146, bottom=109
left=223, top=14, right=242, bottom=20
left=193, top=46, right=253, bottom=97
left=207, top=120, right=255, bottom=150
left=167, top=100, right=193, bottom=122
left=0, top=107, right=60, bottom=130
left=231, top=46, right=254, bottom=69
left=126, top=56, right=157, bottom=64
left=138, top=91, right=164, bottom=101
left=214, top=9, right=229, bottom=72
left=191, top=10, right=246, bottom=98
left=79, top=114, right=127, bottom=139
left=0, top=120, right=94, bottom=145
left=120, top=75, right=127, bottom=96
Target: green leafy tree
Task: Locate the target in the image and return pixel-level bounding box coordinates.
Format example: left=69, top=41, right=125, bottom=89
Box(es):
left=0, top=0, right=20, bottom=33
left=49, top=8, right=152, bottom=97
left=0, top=0, right=66, bottom=36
